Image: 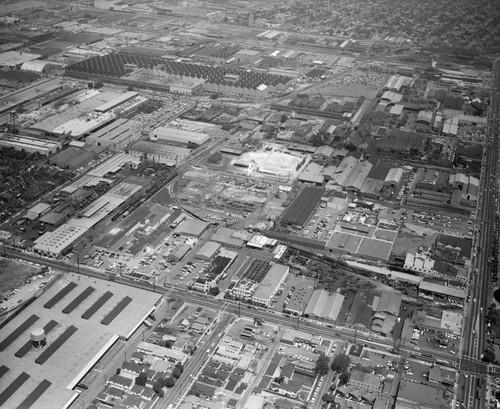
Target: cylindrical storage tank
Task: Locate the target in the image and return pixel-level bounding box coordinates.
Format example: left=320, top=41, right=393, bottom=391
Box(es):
left=31, top=327, right=47, bottom=349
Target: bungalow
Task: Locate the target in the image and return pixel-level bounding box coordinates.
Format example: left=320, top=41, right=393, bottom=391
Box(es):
left=122, top=361, right=144, bottom=377
left=107, top=374, right=133, bottom=391
left=121, top=395, right=146, bottom=409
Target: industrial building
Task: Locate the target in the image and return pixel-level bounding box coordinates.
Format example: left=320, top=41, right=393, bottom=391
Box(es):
left=30, top=89, right=120, bottom=138
left=66, top=53, right=292, bottom=98
left=0, top=134, right=62, bottom=156
left=26, top=203, right=51, bottom=220
left=233, top=49, right=261, bottom=64
left=48, top=147, right=97, bottom=170
left=21, top=60, right=62, bottom=73
left=0, top=273, right=161, bottom=409
left=33, top=223, right=88, bottom=258
left=168, top=243, right=192, bottom=262
left=128, top=140, right=190, bottom=166
left=280, top=187, right=324, bottom=227
left=0, top=50, right=41, bottom=68
left=173, top=220, right=209, bottom=238
left=86, top=118, right=141, bottom=151
left=195, top=241, right=221, bottom=261
left=304, top=289, right=345, bottom=321
left=94, top=91, right=139, bottom=113
left=383, top=168, right=404, bottom=186
left=416, top=110, right=434, bottom=126
left=150, top=126, right=210, bottom=147
left=252, top=263, right=289, bottom=307
left=34, top=179, right=145, bottom=258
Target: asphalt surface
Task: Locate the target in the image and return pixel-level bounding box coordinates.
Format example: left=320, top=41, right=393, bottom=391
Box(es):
left=462, top=57, right=500, bottom=409
left=4, top=247, right=462, bottom=370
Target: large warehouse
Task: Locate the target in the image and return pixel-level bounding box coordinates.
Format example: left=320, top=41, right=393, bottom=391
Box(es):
left=280, top=187, right=325, bottom=227
left=150, top=126, right=210, bottom=147
left=304, top=289, right=345, bottom=322
left=128, top=140, right=190, bottom=166
left=0, top=273, right=161, bottom=409
left=34, top=179, right=146, bottom=258
left=0, top=135, right=61, bottom=156
left=48, top=147, right=97, bottom=170
left=251, top=263, right=289, bottom=307
left=86, top=118, right=141, bottom=151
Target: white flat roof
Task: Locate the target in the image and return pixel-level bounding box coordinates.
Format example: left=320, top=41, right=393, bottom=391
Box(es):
left=94, top=91, right=138, bottom=112
left=0, top=50, right=41, bottom=67
left=61, top=175, right=113, bottom=193
left=52, top=111, right=115, bottom=137
left=28, top=202, right=51, bottom=215
left=69, top=195, right=124, bottom=229
left=0, top=273, right=161, bottom=409
left=87, top=153, right=138, bottom=177
left=33, top=224, right=88, bottom=255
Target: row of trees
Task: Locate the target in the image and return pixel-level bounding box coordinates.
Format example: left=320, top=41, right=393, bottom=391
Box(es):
left=134, top=363, right=185, bottom=397
left=315, top=353, right=351, bottom=405
left=315, top=353, right=350, bottom=375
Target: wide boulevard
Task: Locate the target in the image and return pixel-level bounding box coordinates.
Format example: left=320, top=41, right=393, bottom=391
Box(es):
left=462, top=57, right=500, bottom=409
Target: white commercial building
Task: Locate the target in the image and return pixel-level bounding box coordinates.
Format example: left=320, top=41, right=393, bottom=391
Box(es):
left=86, top=118, right=140, bottom=151
left=150, top=126, right=209, bottom=147
left=0, top=135, right=61, bottom=156
left=252, top=263, right=289, bottom=307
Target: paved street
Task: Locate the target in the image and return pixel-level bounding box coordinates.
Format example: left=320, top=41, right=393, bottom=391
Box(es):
left=462, top=57, right=500, bottom=409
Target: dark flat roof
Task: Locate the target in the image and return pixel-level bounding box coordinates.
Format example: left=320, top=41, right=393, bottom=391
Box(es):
left=0, top=372, right=30, bottom=406
left=15, top=320, right=59, bottom=358
left=0, top=365, right=9, bottom=379
left=281, top=187, right=324, bottom=226
left=35, top=325, right=78, bottom=365
left=81, top=291, right=113, bottom=320
left=0, top=314, right=39, bottom=352
left=62, top=286, right=95, bottom=314
left=101, top=296, right=132, bottom=326
left=17, top=379, right=52, bottom=409
left=44, top=282, right=77, bottom=309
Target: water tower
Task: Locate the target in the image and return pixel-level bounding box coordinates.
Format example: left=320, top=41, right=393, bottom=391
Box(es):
left=31, top=327, right=47, bottom=349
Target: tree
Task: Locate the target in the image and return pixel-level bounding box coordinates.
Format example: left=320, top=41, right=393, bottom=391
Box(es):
left=494, top=288, right=500, bottom=303
left=172, top=366, right=182, bottom=379
left=482, top=348, right=496, bottom=363
left=339, top=371, right=350, bottom=386
left=331, top=354, right=350, bottom=373
left=273, top=376, right=284, bottom=384
left=153, top=380, right=164, bottom=396
left=310, top=132, right=325, bottom=146
left=135, top=371, right=148, bottom=386
left=315, top=354, right=330, bottom=375
left=175, top=363, right=184, bottom=373
left=164, top=377, right=175, bottom=388
left=322, top=393, right=336, bottom=403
